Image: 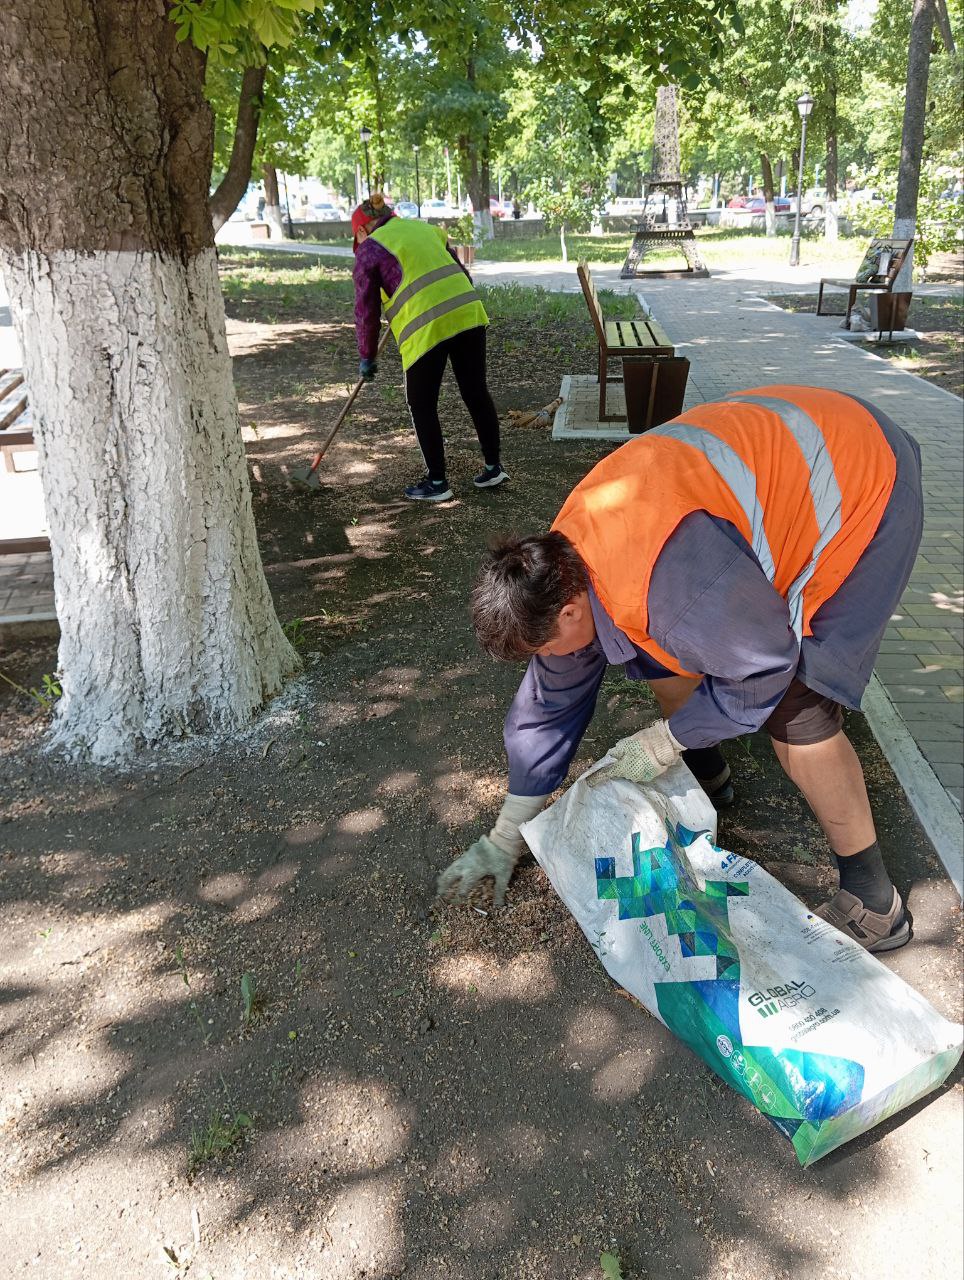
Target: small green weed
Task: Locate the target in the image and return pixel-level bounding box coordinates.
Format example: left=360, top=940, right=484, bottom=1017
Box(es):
left=175, top=944, right=212, bottom=1045
left=282, top=617, right=312, bottom=653
left=240, top=972, right=266, bottom=1026
left=0, top=669, right=62, bottom=711
left=188, top=1109, right=251, bottom=1173
left=600, top=1252, right=625, bottom=1279
left=791, top=841, right=818, bottom=865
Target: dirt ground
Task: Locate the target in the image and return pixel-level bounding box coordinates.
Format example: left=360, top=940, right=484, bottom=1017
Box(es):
left=1, top=251, right=961, bottom=1280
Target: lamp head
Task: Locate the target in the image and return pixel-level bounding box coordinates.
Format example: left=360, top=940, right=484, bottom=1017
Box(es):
left=413, top=144, right=420, bottom=154
left=360, top=125, right=372, bottom=144
left=796, top=92, right=815, bottom=120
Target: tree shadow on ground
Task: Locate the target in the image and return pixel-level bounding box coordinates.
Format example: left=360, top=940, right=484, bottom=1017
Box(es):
left=2, top=625, right=961, bottom=1278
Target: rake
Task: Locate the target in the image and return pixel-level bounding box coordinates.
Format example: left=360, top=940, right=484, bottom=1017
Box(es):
left=289, top=326, right=392, bottom=492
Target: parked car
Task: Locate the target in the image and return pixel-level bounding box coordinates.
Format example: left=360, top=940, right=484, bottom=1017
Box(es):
left=847, top=187, right=886, bottom=209
left=307, top=202, right=343, bottom=222
left=786, top=187, right=828, bottom=216
left=487, top=197, right=510, bottom=218
left=421, top=198, right=458, bottom=217
left=745, top=195, right=792, bottom=213
left=395, top=201, right=420, bottom=219
left=726, top=195, right=750, bottom=209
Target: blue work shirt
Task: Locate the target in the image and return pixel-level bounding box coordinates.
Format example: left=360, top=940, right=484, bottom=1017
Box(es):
left=504, top=402, right=923, bottom=797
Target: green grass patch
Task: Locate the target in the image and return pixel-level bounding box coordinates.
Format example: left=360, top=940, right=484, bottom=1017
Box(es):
left=476, top=226, right=867, bottom=268
left=217, top=250, right=639, bottom=330
left=219, top=246, right=354, bottom=310
left=478, top=280, right=639, bottom=323
left=188, top=1108, right=252, bottom=1173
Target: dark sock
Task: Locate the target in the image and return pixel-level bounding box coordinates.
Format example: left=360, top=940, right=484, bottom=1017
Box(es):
left=833, top=841, right=895, bottom=914
left=682, top=745, right=727, bottom=783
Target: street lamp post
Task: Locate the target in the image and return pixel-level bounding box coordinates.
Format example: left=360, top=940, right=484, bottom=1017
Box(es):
left=359, top=125, right=372, bottom=199
left=789, top=91, right=815, bottom=267
left=413, top=144, right=421, bottom=218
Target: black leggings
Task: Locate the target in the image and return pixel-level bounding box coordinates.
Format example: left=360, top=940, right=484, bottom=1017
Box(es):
left=404, top=325, right=500, bottom=479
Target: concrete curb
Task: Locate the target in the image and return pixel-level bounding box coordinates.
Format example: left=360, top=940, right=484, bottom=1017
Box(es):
left=862, top=672, right=964, bottom=899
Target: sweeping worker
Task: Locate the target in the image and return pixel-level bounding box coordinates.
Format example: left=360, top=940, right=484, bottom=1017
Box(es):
left=351, top=194, right=508, bottom=502
left=439, top=385, right=924, bottom=954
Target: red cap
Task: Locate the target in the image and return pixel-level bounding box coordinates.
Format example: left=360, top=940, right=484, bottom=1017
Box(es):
left=351, top=204, right=372, bottom=252
left=351, top=199, right=395, bottom=252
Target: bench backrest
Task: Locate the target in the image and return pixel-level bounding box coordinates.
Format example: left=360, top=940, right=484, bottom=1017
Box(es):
left=854, top=237, right=913, bottom=284
left=577, top=261, right=607, bottom=345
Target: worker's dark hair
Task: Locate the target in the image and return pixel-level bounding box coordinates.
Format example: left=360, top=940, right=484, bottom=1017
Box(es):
left=471, top=532, right=588, bottom=661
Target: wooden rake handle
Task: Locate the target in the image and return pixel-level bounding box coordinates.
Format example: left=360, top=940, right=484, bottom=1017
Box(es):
left=306, top=325, right=393, bottom=474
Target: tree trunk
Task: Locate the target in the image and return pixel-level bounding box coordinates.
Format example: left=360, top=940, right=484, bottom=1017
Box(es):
left=560, top=223, right=568, bottom=263
left=760, top=153, right=777, bottom=236
left=893, top=0, right=937, bottom=289
left=263, top=163, right=285, bottom=240
left=0, top=1, right=298, bottom=761
left=824, top=80, right=840, bottom=242
left=209, top=62, right=266, bottom=233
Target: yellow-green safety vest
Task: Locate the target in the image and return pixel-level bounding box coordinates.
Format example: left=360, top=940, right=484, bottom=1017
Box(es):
left=370, top=219, right=488, bottom=371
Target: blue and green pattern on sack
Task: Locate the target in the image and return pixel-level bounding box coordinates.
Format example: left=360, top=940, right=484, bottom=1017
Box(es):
left=595, top=823, right=864, bottom=1163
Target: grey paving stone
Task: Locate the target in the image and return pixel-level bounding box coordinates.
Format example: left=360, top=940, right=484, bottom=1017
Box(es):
left=931, top=762, right=964, bottom=790
left=873, top=655, right=963, bottom=675
left=895, top=626, right=964, bottom=643
left=919, top=741, right=964, bottom=765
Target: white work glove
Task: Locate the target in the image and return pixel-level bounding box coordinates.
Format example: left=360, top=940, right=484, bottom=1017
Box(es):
left=436, top=792, right=548, bottom=907
left=586, top=719, right=683, bottom=788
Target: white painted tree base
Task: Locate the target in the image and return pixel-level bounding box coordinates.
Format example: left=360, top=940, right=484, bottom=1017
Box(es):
left=0, top=245, right=300, bottom=761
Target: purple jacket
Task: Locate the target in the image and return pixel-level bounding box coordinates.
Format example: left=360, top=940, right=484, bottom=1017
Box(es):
left=352, top=216, right=468, bottom=361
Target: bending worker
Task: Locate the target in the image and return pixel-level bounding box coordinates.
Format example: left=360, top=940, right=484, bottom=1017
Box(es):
left=352, top=194, right=508, bottom=502
left=439, top=385, right=923, bottom=954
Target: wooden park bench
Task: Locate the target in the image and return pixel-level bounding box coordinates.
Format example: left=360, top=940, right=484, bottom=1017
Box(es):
left=816, top=237, right=913, bottom=340
left=0, top=368, right=49, bottom=555
left=577, top=261, right=690, bottom=431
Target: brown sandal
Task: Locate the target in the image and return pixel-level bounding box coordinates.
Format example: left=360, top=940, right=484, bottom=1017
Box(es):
left=815, top=887, right=911, bottom=953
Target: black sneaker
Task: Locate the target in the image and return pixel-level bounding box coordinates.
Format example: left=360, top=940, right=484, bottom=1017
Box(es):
left=473, top=463, right=510, bottom=488
left=404, top=475, right=453, bottom=502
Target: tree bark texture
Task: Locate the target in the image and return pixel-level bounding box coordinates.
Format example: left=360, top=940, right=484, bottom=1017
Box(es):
left=824, top=81, right=840, bottom=242
left=209, top=62, right=267, bottom=234
left=0, top=0, right=299, bottom=760
left=893, top=0, right=937, bottom=288
left=760, top=153, right=777, bottom=236
left=262, top=163, right=285, bottom=239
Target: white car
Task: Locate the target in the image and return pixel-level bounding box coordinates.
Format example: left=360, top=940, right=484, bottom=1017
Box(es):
left=421, top=198, right=458, bottom=217
left=308, top=202, right=344, bottom=222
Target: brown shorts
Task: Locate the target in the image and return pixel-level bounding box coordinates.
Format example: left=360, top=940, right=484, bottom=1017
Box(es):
left=764, top=677, right=844, bottom=745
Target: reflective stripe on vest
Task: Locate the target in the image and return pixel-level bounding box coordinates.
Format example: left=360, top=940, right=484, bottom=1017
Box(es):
left=370, top=220, right=488, bottom=370
left=650, top=393, right=844, bottom=641
left=729, top=392, right=843, bottom=638
left=551, top=385, right=896, bottom=678
left=383, top=261, right=465, bottom=323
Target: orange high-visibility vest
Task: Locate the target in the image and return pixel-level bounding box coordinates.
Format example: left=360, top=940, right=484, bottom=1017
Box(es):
left=551, top=386, right=897, bottom=678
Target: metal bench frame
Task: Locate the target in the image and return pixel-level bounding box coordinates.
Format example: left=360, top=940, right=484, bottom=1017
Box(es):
left=816, top=237, right=913, bottom=340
